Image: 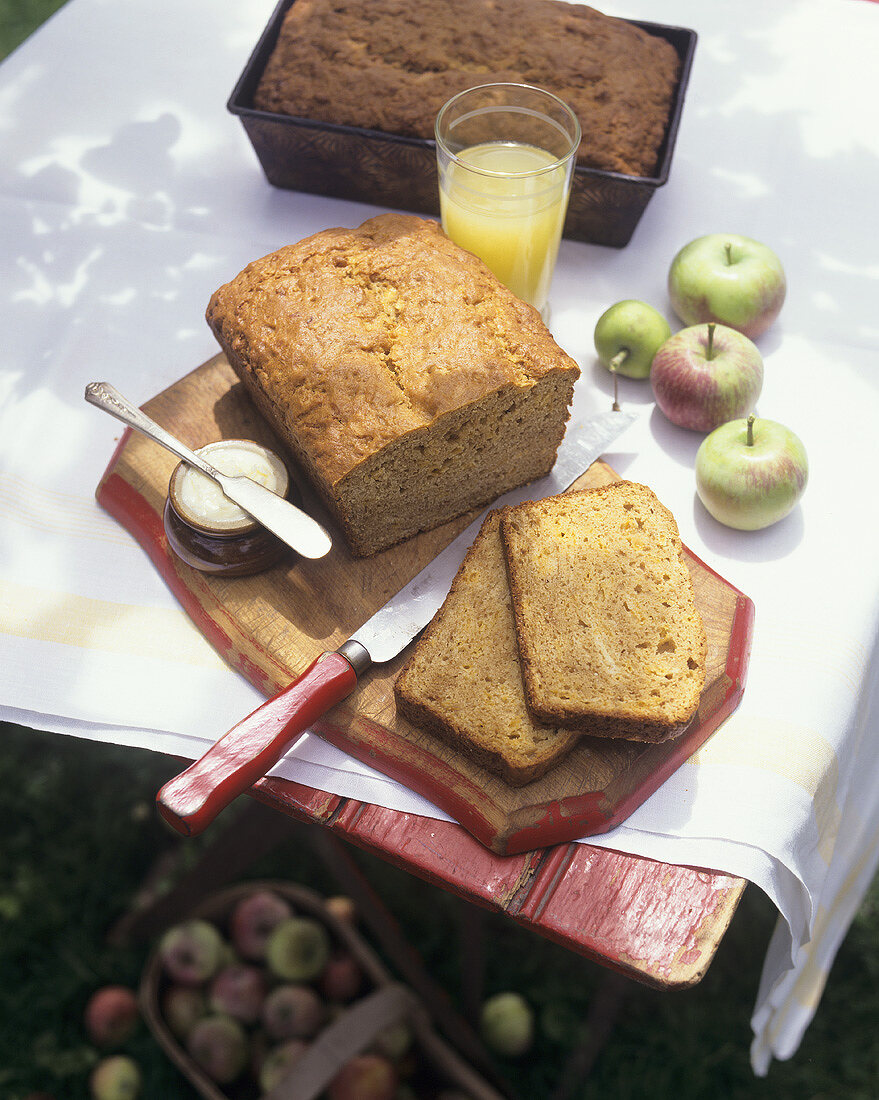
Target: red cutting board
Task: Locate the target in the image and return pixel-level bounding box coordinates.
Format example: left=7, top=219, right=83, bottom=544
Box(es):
left=97, top=354, right=754, bottom=855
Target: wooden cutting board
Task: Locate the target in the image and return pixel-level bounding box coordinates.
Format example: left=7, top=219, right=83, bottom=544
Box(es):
left=97, top=353, right=755, bottom=855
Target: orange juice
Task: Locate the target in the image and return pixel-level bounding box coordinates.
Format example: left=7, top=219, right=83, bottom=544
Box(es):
left=439, top=141, right=571, bottom=313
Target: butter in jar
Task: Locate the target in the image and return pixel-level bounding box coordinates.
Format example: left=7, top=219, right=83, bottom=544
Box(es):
left=163, top=439, right=296, bottom=576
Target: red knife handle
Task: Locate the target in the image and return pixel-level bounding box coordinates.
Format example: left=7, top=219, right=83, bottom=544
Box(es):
left=156, top=651, right=358, bottom=837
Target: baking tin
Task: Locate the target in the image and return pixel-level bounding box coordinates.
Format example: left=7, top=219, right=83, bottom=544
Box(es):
left=227, top=0, right=697, bottom=248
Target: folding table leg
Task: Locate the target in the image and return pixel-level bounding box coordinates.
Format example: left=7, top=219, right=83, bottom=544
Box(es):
left=456, top=898, right=487, bottom=1023
left=303, top=825, right=513, bottom=1096
left=549, top=970, right=631, bottom=1099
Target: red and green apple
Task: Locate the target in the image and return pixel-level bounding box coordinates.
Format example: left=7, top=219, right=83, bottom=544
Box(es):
left=668, top=233, right=786, bottom=339
left=651, top=322, right=763, bottom=432
left=695, top=415, right=808, bottom=530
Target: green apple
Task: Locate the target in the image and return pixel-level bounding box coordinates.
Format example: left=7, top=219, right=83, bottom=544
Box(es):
left=186, top=1014, right=249, bottom=1084
left=695, top=415, right=808, bottom=530
left=89, top=1055, right=142, bottom=1100
left=157, top=919, right=224, bottom=985
left=593, top=299, right=672, bottom=380
left=259, top=1040, right=309, bottom=1093
left=373, top=1020, right=413, bottom=1060
left=265, top=916, right=331, bottom=982
left=479, top=992, right=534, bottom=1058
left=668, top=233, right=786, bottom=339
left=161, top=984, right=207, bottom=1041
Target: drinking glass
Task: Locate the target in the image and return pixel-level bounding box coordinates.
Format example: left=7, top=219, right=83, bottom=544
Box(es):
left=435, top=83, right=580, bottom=321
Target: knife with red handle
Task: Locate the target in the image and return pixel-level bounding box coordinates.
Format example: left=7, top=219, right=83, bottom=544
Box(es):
left=156, top=410, right=636, bottom=836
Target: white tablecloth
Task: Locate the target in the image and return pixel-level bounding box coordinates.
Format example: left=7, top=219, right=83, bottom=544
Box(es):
left=3, top=0, right=878, bottom=1074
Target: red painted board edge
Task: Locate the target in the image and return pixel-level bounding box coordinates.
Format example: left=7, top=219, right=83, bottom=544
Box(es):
left=516, top=843, right=745, bottom=988
left=334, top=801, right=545, bottom=907
left=311, top=708, right=576, bottom=856
left=98, top=443, right=755, bottom=858
left=97, top=449, right=598, bottom=855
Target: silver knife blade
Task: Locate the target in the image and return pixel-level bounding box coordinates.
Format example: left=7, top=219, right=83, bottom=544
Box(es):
left=350, top=408, right=637, bottom=663
left=85, top=382, right=333, bottom=559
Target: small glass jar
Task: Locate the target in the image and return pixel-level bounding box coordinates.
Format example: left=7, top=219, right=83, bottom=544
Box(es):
left=163, top=439, right=297, bottom=577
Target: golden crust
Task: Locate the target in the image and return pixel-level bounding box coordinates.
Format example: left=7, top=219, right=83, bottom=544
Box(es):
left=206, top=214, right=579, bottom=556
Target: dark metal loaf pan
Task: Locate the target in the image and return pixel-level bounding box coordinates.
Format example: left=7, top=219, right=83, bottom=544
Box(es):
left=228, top=0, right=696, bottom=248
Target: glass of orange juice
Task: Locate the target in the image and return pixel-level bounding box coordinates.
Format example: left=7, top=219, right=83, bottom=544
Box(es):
left=435, top=83, right=580, bottom=322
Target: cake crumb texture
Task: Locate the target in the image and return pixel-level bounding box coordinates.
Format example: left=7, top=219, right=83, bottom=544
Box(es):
left=501, top=481, right=707, bottom=742
left=255, top=0, right=682, bottom=178
left=394, top=509, right=581, bottom=786
left=206, top=214, right=579, bottom=556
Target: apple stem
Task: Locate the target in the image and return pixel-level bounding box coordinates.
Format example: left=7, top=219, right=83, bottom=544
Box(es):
left=610, top=349, right=628, bottom=373
left=725, top=241, right=734, bottom=266
left=609, top=364, right=620, bottom=411
left=609, top=350, right=627, bottom=412
left=706, top=322, right=716, bottom=361
left=746, top=414, right=756, bottom=446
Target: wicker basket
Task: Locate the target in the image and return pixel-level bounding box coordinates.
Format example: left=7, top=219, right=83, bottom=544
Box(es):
left=139, top=880, right=507, bottom=1100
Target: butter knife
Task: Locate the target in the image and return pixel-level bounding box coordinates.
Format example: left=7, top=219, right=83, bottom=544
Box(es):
left=85, top=382, right=332, bottom=560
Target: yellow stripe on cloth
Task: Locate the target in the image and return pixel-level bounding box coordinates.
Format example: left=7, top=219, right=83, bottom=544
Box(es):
left=0, top=578, right=227, bottom=669
left=0, top=473, right=132, bottom=545
left=762, top=822, right=879, bottom=1062
left=693, top=717, right=841, bottom=864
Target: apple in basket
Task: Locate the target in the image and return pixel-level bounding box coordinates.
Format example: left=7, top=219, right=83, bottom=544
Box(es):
left=695, top=414, right=809, bottom=529
left=186, top=1014, right=249, bottom=1085
left=266, top=916, right=331, bottom=982
left=373, top=1020, right=413, bottom=1060
left=208, top=963, right=267, bottom=1025
left=328, top=1053, right=398, bottom=1100
left=262, top=983, right=326, bottom=1039
left=651, top=322, right=763, bottom=432
left=229, top=887, right=293, bottom=960
left=259, top=1039, right=309, bottom=1093
left=161, top=984, right=207, bottom=1041
left=157, top=919, right=224, bottom=985
left=324, top=894, right=358, bottom=925
left=320, top=950, right=365, bottom=1002
left=668, top=233, right=787, bottom=339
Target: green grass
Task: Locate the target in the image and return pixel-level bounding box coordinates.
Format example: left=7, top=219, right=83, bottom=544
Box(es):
left=0, top=0, right=68, bottom=59
left=3, top=719, right=879, bottom=1099
left=3, top=6, right=879, bottom=1097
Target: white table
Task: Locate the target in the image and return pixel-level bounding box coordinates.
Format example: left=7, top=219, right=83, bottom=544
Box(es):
left=3, top=0, right=879, bottom=1074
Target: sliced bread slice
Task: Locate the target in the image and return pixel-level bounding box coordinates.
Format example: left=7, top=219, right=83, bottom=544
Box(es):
left=500, top=481, right=707, bottom=742
left=394, top=508, right=581, bottom=786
